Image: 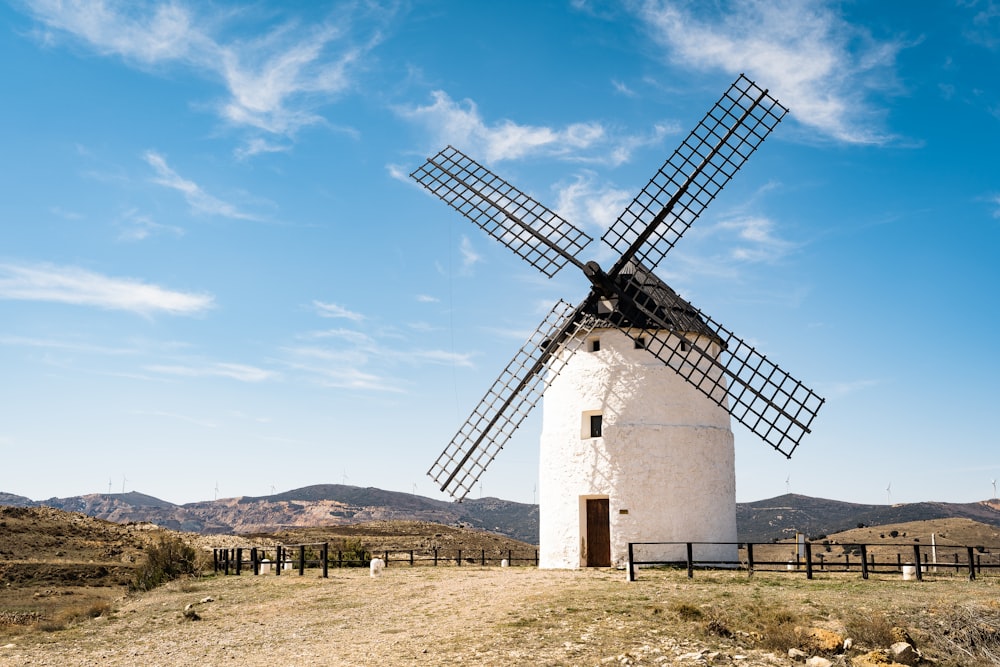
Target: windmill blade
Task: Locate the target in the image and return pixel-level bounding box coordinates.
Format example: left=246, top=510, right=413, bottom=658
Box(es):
left=605, top=75, right=788, bottom=277
left=410, top=145, right=593, bottom=278
left=428, top=299, right=597, bottom=501
left=609, top=269, right=824, bottom=457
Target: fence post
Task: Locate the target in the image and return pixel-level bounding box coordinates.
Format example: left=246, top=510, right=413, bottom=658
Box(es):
left=805, top=542, right=813, bottom=580
left=967, top=547, right=976, bottom=581
left=275, top=546, right=282, bottom=576
left=235, top=548, right=242, bottom=576
left=213, top=549, right=218, bottom=574
left=860, top=545, right=868, bottom=580
left=252, top=548, right=259, bottom=575
left=508, top=549, right=512, bottom=566
left=224, top=549, right=230, bottom=576
left=457, top=549, right=462, bottom=566
left=746, top=543, right=754, bottom=576
left=628, top=543, right=636, bottom=582
left=535, top=550, right=538, bottom=567
left=409, top=550, right=414, bottom=567
left=433, top=547, right=438, bottom=567
left=481, top=549, right=486, bottom=566
left=686, top=542, right=694, bottom=579
left=322, top=543, right=329, bottom=578
left=913, top=545, right=922, bottom=581
left=298, top=545, right=305, bottom=576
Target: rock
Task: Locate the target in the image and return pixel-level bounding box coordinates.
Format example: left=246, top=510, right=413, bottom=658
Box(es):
left=805, top=658, right=833, bottom=667
left=200, top=596, right=214, bottom=603
left=794, top=627, right=845, bottom=654
left=851, top=649, right=893, bottom=666
left=890, top=641, right=919, bottom=666
left=890, top=627, right=915, bottom=647
left=788, top=648, right=809, bottom=660
left=842, top=638, right=853, bottom=650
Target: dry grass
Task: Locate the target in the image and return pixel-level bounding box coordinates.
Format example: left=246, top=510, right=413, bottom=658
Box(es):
left=3, top=566, right=1000, bottom=666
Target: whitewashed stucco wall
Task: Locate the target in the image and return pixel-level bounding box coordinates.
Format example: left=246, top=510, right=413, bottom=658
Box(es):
left=538, top=328, right=737, bottom=569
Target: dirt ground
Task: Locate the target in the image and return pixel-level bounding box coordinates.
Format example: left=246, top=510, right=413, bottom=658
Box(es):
left=4, top=566, right=1000, bottom=666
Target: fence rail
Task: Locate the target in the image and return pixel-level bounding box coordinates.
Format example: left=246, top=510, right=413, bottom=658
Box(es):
left=211, top=543, right=539, bottom=577
left=627, top=541, right=1000, bottom=581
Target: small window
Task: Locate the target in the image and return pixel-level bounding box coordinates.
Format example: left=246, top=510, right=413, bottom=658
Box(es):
left=680, top=340, right=689, bottom=352
left=590, top=338, right=601, bottom=352
left=634, top=337, right=646, bottom=350
left=590, top=414, right=603, bottom=438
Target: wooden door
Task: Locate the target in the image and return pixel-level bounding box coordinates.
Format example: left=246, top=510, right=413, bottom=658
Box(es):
left=585, top=498, right=611, bottom=567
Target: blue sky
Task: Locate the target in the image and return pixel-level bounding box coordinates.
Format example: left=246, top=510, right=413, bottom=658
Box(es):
left=2, top=1, right=999, bottom=508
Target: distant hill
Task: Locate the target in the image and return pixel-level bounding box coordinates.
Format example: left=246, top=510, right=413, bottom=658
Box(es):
left=6, top=486, right=1000, bottom=545
left=17, top=484, right=539, bottom=544
left=737, top=493, right=1000, bottom=543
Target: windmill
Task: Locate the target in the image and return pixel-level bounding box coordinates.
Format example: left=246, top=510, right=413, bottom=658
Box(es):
left=410, top=75, right=824, bottom=568
left=992, top=479, right=997, bottom=500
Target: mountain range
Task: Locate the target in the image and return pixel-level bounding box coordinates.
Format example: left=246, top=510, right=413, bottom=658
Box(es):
left=3, top=485, right=1000, bottom=545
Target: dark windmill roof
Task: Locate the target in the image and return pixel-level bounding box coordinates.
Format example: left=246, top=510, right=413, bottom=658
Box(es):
left=583, top=261, right=722, bottom=342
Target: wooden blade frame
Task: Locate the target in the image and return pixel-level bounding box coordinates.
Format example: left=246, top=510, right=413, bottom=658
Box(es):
left=410, top=146, right=592, bottom=278
left=428, top=299, right=596, bottom=501
left=605, top=75, right=788, bottom=277
left=612, top=271, right=824, bottom=457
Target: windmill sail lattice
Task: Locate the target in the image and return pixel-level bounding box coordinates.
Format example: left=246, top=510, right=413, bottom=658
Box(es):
left=412, top=74, right=824, bottom=501
left=426, top=299, right=596, bottom=500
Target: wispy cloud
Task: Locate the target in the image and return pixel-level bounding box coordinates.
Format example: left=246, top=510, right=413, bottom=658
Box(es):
left=714, top=215, right=796, bottom=263
left=145, top=362, right=277, bottom=382
left=117, top=208, right=185, bottom=242
left=458, top=235, right=482, bottom=273
left=21, top=1, right=385, bottom=147
left=635, top=0, right=904, bottom=145
left=312, top=300, right=365, bottom=321
left=144, top=151, right=260, bottom=220
left=553, top=171, right=633, bottom=234
left=398, top=90, right=669, bottom=165
left=0, top=261, right=213, bottom=316
left=821, top=378, right=882, bottom=399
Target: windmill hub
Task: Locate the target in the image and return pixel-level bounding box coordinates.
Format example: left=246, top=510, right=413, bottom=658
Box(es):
left=410, top=74, right=825, bottom=569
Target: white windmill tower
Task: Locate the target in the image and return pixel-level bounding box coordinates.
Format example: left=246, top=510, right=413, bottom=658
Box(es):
left=410, top=76, right=824, bottom=568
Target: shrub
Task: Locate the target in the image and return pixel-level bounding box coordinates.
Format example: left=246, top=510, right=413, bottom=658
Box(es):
left=671, top=601, right=703, bottom=621
left=335, top=537, right=371, bottom=566
left=130, top=536, right=200, bottom=592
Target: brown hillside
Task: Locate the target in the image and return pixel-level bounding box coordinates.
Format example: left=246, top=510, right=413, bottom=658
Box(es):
left=795, top=517, right=1000, bottom=571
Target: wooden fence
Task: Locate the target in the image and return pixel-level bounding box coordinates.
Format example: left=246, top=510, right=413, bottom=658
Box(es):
left=627, top=541, right=1000, bottom=581
left=212, top=543, right=539, bottom=577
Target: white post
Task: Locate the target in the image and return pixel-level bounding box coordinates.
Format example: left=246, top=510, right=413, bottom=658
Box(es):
left=931, top=533, right=938, bottom=573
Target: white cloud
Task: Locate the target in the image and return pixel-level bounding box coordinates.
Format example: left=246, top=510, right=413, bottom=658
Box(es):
left=144, top=151, right=260, bottom=220
left=117, top=208, right=185, bottom=241
left=636, top=0, right=903, bottom=144
left=0, top=261, right=213, bottom=315
left=234, top=137, right=292, bottom=160
left=553, top=172, right=633, bottom=234
left=399, top=90, right=661, bottom=165
left=717, top=215, right=796, bottom=263
left=312, top=301, right=365, bottom=321
left=145, top=362, right=277, bottom=382
left=21, top=1, right=381, bottom=141
left=415, top=294, right=439, bottom=303
left=458, top=235, right=482, bottom=272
